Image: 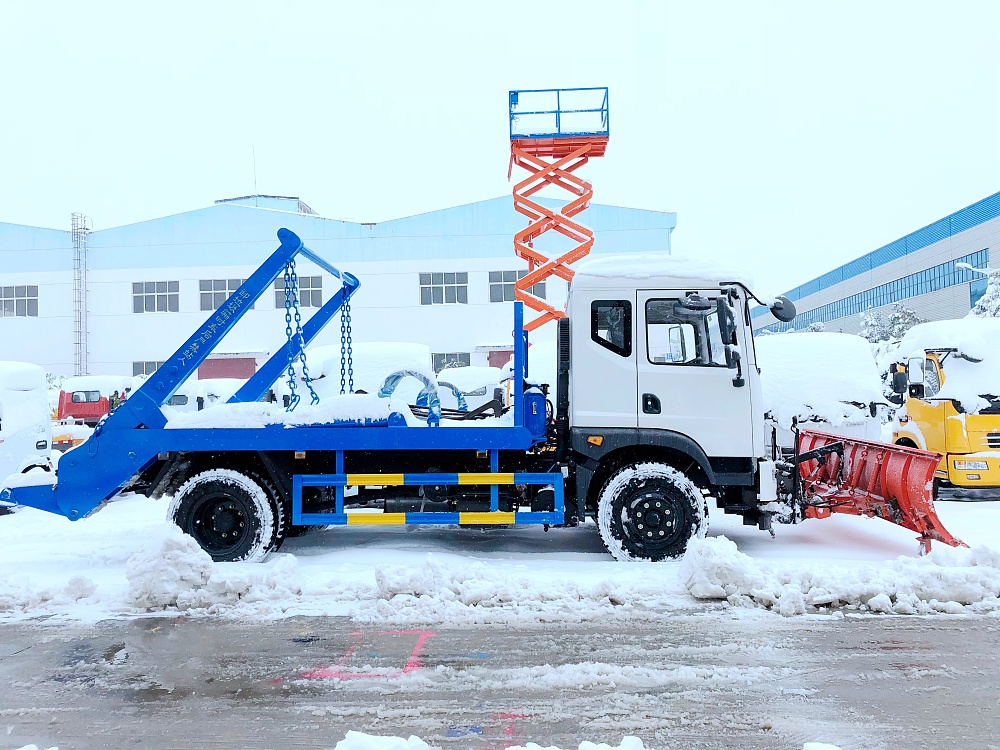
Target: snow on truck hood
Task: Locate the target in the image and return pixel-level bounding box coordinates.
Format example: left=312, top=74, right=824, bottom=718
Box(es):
left=755, top=332, right=884, bottom=429
left=899, top=318, right=1000, bottom=413
left=572, top=253, right=754, bottom=291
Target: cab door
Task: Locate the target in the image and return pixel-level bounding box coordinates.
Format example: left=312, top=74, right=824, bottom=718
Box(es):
left=904, top=355, right=948, bottom=475
left=570, top=292, right=638, bottom=428
left=635, top=290, right=755, bottom=458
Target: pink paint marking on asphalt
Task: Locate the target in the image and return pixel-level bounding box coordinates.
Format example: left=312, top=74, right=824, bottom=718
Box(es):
left=300, top=630, right=435, bottom=681
left=482, top=712, right=531, bottom=750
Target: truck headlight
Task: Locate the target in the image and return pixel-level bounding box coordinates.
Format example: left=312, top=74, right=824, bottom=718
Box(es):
left=954, top=459, right=988, bottom=470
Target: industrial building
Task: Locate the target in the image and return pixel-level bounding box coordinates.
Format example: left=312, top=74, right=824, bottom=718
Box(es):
left=753, top=191, right=999, bottom=333
left=0, top=195, right=675, bottom=377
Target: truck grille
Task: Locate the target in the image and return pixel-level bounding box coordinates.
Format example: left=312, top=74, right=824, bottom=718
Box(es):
left=987, top=433, right=1000, bottom=449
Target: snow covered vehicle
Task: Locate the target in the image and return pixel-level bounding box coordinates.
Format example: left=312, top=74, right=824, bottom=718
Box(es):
left=756, top=332, right=890, bottom=452
left=0, top=229, right=965, bottom=559
left=57, top=375, right=135, bottom=426
left=890, top=318, right=1000, bottom=500
left=0, top=361, right=51, bottom=513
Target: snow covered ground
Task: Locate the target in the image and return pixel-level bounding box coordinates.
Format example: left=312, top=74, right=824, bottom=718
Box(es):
left=1, top=489, right=998, bottom=625
left=13, top=734, right=844, bottom=750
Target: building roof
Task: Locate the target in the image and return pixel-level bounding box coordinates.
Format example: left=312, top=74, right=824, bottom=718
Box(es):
left=753, top=190, right=1000, bottom=319
left=0, top=196, right=676, bottom=273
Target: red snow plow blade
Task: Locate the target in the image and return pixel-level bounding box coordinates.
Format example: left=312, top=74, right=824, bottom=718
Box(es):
left=797, top=430, right=966, bottom=554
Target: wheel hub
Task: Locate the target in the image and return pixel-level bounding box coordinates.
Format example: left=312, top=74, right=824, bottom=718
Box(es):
left=630, top=496, right=675, bottom=540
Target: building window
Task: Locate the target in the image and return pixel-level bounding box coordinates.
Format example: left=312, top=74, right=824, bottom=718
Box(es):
left=133, top=281, right=179, bottom=313
left=420, top=273, right=468, bottom=305
left=489, top=270, right=546, bottom=302
left=971, top=278, right=988, bottom=308
left=1, top=285, right=38, bottom=317
left=274, top=276, right=322, bottom=308
left=201, top=279, right=250, bottom=311
left=133, top=361, right=165, bottom=377
left=432, top=352, right=471, bottom=372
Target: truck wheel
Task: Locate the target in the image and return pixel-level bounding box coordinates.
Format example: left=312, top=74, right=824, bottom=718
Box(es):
left=597, top=462, right=706, bottom=561
left=169, top=469, right=283, bottom=562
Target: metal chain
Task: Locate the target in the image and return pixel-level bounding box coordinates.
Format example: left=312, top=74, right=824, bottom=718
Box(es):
left=289, top=262, right=320, bottom=407
left=283, top=263, right=299, bottom=412
left=345, top=298, right=354, bottom=393
left=340, top=297, right=348, bottom=395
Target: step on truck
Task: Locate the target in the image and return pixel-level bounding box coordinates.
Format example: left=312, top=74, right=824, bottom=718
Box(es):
left=0, top=230, right=965, bottom=560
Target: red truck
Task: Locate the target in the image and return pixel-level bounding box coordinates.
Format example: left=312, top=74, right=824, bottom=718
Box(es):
left=57, top=376, right=134, bottom=426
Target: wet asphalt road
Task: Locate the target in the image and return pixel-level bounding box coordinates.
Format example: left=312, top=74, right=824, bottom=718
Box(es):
left=1, top=613, right=998, bottom=750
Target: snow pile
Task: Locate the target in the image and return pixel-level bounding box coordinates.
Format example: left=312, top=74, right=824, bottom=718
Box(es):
left=755, top=332, right=884, bottom=437
left=60, top=374, right=137, bottom=395
left=681, top=536, right=1000, bottom=615
left=897, top=318, right=1000, bottom=413
left=365, top=555, right=656, bottom=623
left=164, top=393, right=394, bottom=429
left=573, top=253, right=754, bottom=290
left=1, top=465, right=55, bottom=489
left=333, top=732, right=647, bottom=750
left=435, top=366, right=501, bottom=394
left=125, top=524, right=302, bottom=613
left=0, top=573, right=96, bottom=614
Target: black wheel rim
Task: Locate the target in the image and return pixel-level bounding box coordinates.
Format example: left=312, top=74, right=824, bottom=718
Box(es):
left=613, top=481, right=692, bottom=558
left=188, top=491, right=254, bottom=558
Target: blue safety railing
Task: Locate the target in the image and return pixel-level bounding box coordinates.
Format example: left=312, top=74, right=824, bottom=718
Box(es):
left=509, top=87, right=609, bottom=140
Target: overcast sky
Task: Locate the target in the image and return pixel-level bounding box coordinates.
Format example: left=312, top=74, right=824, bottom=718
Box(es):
left=2, top=1, right=998, bottom=293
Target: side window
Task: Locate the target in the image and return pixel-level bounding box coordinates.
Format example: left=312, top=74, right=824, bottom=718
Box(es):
left=924, top=358, right=941, bottom=398
left=646, top=298, right=728, bottom=367
left=591, top=300, right=632, bottom=357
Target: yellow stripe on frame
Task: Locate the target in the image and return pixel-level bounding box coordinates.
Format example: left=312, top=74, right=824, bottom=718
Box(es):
left=347, top=474, right=405, bottom=486
left=346, top=513, right=408, bottom=525
left=459, top=512, right=515, bottom=525
left=458, top=473, right=516, bottom=485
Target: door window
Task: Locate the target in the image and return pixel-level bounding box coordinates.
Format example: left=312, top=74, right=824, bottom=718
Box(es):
left=923, top=358, right=941, bottom=398
left=591, top=300, right=632, bottom=357
left=645, top=299, right=727, bottom=366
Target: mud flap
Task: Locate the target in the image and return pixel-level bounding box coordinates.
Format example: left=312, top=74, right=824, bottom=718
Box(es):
left=796, top=430, right=966, bottom=554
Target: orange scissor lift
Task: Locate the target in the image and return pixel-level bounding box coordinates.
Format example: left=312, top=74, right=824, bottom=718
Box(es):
left=508, top=87, right=609, bottom=332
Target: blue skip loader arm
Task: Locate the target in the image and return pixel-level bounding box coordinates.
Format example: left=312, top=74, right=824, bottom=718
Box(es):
left=1, top=228, right=359, bottom=519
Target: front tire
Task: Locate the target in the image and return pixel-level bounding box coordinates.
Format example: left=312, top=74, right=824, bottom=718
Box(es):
left=169, top=469, right=284, bottom=562
left=597, top=462, right=707, bottom=561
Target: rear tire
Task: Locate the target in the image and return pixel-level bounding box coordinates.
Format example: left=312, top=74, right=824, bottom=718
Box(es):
left=169, top=469, right=284, bottom=562
left=597, top=462, right=707, bottom=561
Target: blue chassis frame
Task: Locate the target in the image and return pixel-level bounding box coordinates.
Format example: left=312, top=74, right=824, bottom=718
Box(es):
left=3, top=229, right=561, bottom=527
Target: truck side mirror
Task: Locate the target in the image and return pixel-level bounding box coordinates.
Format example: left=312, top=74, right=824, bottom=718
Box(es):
left=769, top=295, right=796, bottom=323
left=716, top=297, right=735, bottom=343
left=905, top=358, right=925, bottom=399
left=891, top=369, right=908, bottom=395
left=725, top=344, right=745, bottom=387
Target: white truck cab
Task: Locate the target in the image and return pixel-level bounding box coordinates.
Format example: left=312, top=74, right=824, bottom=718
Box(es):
left=0, top=361, right=52, bottom=500
left=560, top=254, right=794, bottom=559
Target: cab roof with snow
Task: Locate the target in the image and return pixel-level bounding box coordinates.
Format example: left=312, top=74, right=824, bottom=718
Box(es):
left=571, top=253, right=753, bottom=292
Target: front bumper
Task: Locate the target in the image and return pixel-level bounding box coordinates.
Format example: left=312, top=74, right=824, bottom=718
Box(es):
left=945, top=452, right=1000, bottom=489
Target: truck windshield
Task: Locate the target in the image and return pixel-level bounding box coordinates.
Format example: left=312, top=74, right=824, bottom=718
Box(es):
left=645, top=299, right=727, bottom=366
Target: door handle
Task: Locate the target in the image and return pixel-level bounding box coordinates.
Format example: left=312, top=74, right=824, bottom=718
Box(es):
left=642, top=393, right=661, bottom=414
